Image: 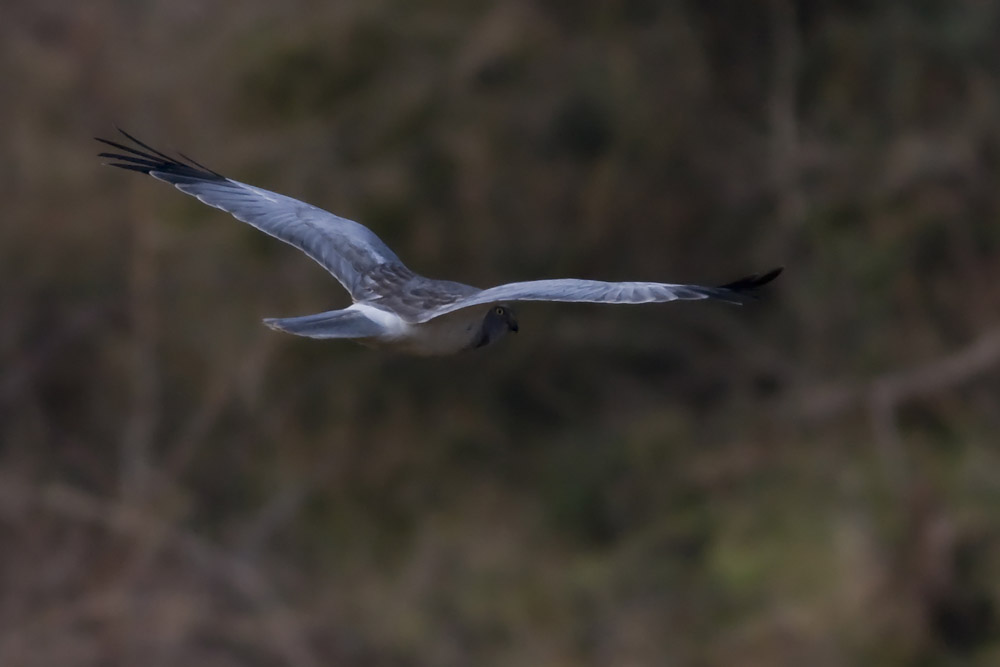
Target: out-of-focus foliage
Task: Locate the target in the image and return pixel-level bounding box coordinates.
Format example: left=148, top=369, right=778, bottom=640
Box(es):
left=2, top=1, right=1000, bottom=664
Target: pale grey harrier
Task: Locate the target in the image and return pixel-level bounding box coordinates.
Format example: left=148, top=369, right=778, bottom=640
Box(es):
left=97, top=130, right=781, bottom=355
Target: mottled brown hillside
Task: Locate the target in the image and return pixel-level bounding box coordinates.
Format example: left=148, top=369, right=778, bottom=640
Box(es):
left=2, top=1, right=999, bottom=664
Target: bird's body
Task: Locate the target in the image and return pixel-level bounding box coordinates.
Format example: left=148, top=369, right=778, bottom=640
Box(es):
left=97, top=129, right=781, bottom=355
left=351, top=305, right=503, bottom=355
left=280, top=303, right=501, bottom=356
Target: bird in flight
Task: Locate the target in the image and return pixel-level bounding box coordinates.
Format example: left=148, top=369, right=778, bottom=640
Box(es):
left=97, top=129, right=781, bottom=356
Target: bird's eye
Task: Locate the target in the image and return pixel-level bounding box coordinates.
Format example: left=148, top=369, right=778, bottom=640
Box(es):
left=495, top=306, right=504, bottom=315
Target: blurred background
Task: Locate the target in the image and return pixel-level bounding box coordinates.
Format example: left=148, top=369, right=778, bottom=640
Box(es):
left=2, top=0, right=999, bottom=664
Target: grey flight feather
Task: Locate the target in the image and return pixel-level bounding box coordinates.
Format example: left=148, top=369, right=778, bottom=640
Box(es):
left=96, top=129, right=410, bottom=302
left=97, top=129, right=781, bottom=354
left=410, top=270, right=782, bottom=324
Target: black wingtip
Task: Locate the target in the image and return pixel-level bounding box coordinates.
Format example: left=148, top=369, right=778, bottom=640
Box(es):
left=718, top=267, right=783, bottom=292
left=95, top=127, right=225, bottom=181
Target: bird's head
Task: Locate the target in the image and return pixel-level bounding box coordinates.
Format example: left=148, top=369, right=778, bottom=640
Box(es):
left=474, top=304, right=519, bottom=348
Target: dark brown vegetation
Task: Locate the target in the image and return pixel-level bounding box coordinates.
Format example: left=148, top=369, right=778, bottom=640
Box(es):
left=2, top=1, right=999, bottom=664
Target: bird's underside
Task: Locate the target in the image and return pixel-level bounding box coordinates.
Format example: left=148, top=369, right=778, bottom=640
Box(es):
left=97, top=128, right=782, bottom=355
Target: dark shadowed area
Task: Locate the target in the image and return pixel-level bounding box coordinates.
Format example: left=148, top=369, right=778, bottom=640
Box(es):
left=2, top=1, right=999, bottom=664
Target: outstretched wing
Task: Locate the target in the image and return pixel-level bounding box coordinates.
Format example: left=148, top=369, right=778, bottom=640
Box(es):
left=413, top=268, right=783, bottom=323
left=96, top=129, right=413, bottom=302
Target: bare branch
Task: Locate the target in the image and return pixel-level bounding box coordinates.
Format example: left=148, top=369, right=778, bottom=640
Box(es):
left=120, top=208, right=160, bottom=504
left=796, top=327, right=1000, bottom=422
left=0, top=475, right=320, bottom=667
left=790, top=327, right=1000, bottom=489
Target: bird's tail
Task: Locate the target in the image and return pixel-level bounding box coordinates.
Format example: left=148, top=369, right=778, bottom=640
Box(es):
left=263, top=308, right=384, bottom=339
